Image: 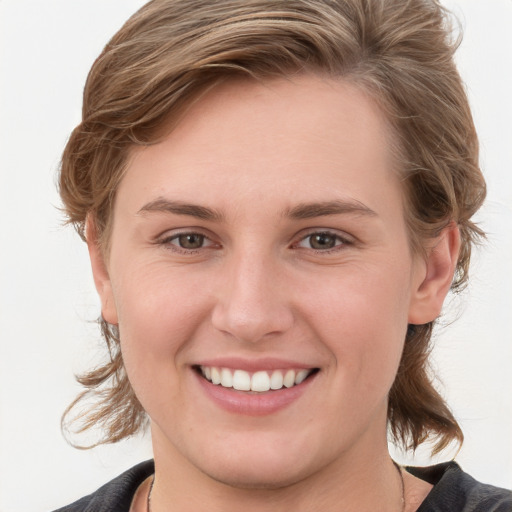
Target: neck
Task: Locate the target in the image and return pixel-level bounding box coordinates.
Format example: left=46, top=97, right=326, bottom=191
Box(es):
left=149, top=432, right=404, bottom=512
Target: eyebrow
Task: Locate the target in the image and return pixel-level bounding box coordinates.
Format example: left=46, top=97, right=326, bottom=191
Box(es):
left=284, top=200, right=377, bottom=219
left=137, top=197, right=377, bottom=222
left=137, top=198, right=223, bottom=221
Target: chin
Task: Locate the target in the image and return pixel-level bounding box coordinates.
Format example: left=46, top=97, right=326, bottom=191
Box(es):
left=199, top=459, right=312, bottom=491
left=204, top=435, right=334, bottom=492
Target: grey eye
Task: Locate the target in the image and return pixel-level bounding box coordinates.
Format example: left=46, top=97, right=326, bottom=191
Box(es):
left=176, top=233, right=205, bottom=249
left=308, top=233, right=338, bottom=250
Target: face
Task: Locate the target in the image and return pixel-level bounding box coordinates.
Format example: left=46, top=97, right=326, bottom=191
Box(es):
left=91, top=74, right=448, bottom=489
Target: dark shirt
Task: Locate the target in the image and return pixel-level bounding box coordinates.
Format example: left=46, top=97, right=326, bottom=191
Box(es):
left=409, top=463, right=512, bottom=512
left=53, top=460, right=512, bottom=512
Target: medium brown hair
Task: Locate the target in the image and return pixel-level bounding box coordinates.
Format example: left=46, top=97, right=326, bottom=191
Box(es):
left=60, top=0, right=486, bottom=451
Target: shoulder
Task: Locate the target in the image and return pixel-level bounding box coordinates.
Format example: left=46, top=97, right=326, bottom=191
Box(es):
left=408, top=461, right=512, bottom=512
left=52, top=460, right=155, bottom=512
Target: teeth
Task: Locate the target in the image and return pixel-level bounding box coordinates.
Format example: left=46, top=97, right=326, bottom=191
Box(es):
left=283, top=369, right=295, bottom=388
left=295, top=369, right=309, bottom=385
left=220, top=368, right=233, bottom=388
left=211, top=367, right=221, bottom=385
left=251, top=371, right=270, bottom=392
left=233, top=370, right=251, bottom=391
left=270, top=370, right=284, bottom=390
left=200, top=366, right=314, bottom=392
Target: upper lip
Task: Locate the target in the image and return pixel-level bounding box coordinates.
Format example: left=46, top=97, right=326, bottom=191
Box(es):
left=193, top=357, right=318, bottom=372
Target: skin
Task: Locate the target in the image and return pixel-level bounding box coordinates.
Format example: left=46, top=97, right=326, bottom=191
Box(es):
left=89, top=75, right=459, bottom=511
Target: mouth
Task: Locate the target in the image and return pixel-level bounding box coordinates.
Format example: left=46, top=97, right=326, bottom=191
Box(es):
left=194, top=365, right=319, bottom=393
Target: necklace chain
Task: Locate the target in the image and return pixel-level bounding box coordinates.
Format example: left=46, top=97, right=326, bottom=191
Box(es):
left=394, top=461, right=406, bottom=512
left=147, top=462, right=406, bottom=512
left=147, top=475, right=154, bottom=512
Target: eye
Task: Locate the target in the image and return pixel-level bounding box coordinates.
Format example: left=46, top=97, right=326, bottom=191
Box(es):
left=159, top=231, right=216, bottom=252
left=174, top=233, right=207, bottom=250
left=297, top=231, right=348, bottom=251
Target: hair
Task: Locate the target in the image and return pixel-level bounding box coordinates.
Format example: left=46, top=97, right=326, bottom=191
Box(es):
left=60, top=0, right=486, bottom=452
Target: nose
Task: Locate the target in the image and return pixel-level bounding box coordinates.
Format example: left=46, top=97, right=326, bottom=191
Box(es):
left=211, top=249, right=294, bottom=344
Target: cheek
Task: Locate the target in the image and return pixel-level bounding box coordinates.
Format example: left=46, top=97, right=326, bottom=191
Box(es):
left=300, top=264, right=410, bottom=393
left=115, top=260, right=208, bottom=338
left=111, top=263, right=212, bottom=403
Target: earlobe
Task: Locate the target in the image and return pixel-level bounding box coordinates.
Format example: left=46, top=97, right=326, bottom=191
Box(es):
left=408, top=222, right=461, bottom=325
left=86, top=215, right=118, bottom=325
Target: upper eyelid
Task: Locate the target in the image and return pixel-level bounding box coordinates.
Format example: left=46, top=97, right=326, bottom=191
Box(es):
left=295, top=228, right=354, bottom=243
left=288, top=231, right=354, bottom=255
left=154, top=227, right=354, bottom=247
left=155, top=229, right=217, bottom=252
left=157, top=231, right=218, bottom=254
left=156, top=227, right=214, bottom=241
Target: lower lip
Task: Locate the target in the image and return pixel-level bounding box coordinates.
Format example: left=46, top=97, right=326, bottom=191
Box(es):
left=194, top=370, right=316, bottom=416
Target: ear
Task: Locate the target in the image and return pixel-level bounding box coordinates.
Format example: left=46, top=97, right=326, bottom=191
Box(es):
left=86, top=215, right=118, bottom=325
left=408, top=222, right=461, bottom=325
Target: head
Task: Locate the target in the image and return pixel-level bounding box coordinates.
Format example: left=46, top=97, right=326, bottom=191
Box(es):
left=60, top=0, right=485, bottom=458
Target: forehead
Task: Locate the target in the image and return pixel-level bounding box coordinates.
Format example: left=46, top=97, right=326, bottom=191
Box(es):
left=121, top=74, right=402, bottom=220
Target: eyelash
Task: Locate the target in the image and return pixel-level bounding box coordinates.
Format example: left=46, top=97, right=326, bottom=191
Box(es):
left=158, top=231, right=216, bottom=254
left=157, top=229, right=352, bottom=254
left=294, top=230, right=352, bottom=253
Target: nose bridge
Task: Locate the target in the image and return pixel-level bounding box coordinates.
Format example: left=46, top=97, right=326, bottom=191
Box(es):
left=211, top=243, right=293, bottom=343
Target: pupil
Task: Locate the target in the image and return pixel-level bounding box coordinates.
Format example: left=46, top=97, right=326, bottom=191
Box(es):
left=179, top=234, right=204, bottom=249
left=310, top=233, right=335, bottom=249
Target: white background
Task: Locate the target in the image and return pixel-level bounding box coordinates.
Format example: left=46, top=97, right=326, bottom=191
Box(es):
left=0, top=1, right=511, bottom=510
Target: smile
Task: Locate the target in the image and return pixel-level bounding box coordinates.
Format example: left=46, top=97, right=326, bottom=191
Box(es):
left=198, top=366, right=317, bottom=393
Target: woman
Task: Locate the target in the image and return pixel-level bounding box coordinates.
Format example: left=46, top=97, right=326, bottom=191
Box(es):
left=53, top=0, right=511, bottom=510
